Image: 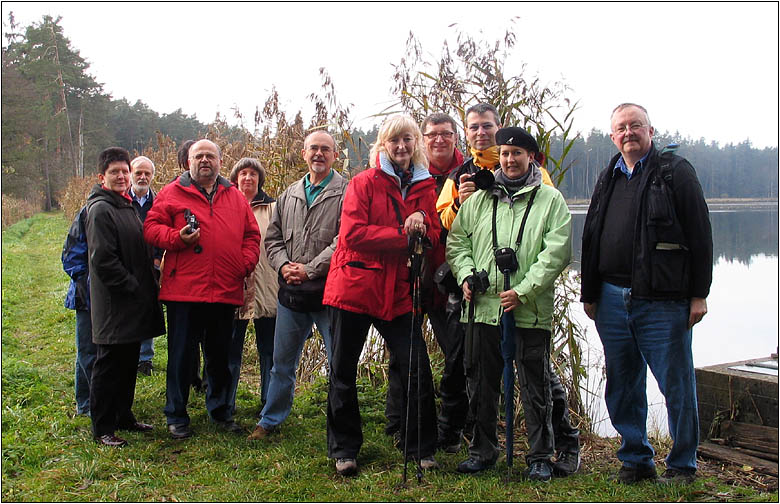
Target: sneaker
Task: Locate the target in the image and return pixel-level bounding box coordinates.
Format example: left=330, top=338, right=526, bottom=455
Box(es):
left=526, top=461, right=553, bottom=482
left=617, top=464, right=657, bottom=484
left=659, top=468, right=696, bottom=484
left=553, top=451, right=580, bottom=476
left=335, top=458, right=358, bottom=476
left=247, top=424, right=272, bottom=441
left=419, top=456, right=439, bottom=470
left=137, top=361, right=153, bottom=376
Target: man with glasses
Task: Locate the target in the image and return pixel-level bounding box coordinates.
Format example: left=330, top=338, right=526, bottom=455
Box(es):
left=581, top=103, right=712, bottom=484
left=247, top=130, right=348, bottom=441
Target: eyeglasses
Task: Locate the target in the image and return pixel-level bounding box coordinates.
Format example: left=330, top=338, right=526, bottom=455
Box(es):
left=423, top=131, right=455, bottom=139
left=612, top=123, right=648, bottom=135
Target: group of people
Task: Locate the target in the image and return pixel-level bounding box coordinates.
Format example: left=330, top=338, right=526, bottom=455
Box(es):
left=62, top=101, right=712, bottom=485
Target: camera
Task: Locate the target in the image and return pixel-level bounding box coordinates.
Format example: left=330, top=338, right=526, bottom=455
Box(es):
left=183, top=209, right=202, bottom=254
left=494, top=247, right=519, bottom=274
left=464, top=169, right=495, bottom=190
left=184, top=209, right=199, bottom=232
left=467, top=268, right=490, bottom=295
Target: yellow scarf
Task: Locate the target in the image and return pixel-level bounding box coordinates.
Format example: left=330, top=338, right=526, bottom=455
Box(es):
left=469, top=145, right=500, bottom=169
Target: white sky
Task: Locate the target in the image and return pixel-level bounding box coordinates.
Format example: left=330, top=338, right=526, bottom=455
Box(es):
left=3, top=2, right=778, bottom=148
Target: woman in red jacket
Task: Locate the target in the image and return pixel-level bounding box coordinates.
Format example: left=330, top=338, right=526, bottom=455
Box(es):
left=323, top=115, right=441, bottom=476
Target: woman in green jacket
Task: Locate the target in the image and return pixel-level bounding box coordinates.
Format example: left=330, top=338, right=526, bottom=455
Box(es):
left=446, top=127, right=573, bottom=481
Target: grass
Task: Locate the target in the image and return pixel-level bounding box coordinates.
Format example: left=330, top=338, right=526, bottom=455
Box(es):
left=1, top=211, right=777, bottom=501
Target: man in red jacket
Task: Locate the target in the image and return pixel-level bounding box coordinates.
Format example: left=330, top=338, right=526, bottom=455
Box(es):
left=144, top=139, right=261, bottom=440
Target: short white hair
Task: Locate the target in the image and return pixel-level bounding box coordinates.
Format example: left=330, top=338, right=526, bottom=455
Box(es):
left=130, top=156, right=155, bottom=172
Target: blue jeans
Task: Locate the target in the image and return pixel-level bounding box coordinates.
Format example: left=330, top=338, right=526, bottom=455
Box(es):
left=164, top=302, right=235, bottom=426
left=258, top=302, right=332, bottom=430
left=139, top=338, right=154, bottom=363
left=229, top=317, right=276, bottom=415
left=75, top=310, right=97, bottom=415
left=595, top=282, right=698, bottom=472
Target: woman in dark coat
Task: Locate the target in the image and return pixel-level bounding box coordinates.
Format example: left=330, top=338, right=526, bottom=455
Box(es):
left=85, top=147, right=165, bottom=447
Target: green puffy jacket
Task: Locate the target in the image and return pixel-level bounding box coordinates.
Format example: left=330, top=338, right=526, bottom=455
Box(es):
left=445, top=168, right=571, bottom=330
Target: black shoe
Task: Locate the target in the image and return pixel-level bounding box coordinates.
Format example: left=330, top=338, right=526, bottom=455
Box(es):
left=137, top=361, right=153, bottom=376
left=526, top=461, right=553, bottom=482
left=659, top=468, right=696, bottom=484
left=457, top=457, right=495, bottom=474
left=437, top=432, right=463, bottom=453
left=120, top=421, right=154, bottom=432
left=617, top=464, right=657, bottom=484
left=168, top=423, right=193, bottom=440
left=96, top=434, right=128, bottom=447
left=216, top=420, right=244, bottom=434
left=553, top=451, right=580, bottom=476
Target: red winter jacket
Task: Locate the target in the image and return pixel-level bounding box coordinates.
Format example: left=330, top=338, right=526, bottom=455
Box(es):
left=323, top=165, right=440, bottom=321
left=144, top=172, right=261, bottom=306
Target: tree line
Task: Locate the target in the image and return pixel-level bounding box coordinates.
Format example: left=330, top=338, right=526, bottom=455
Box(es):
left=552, top=129, right=779, bottom=200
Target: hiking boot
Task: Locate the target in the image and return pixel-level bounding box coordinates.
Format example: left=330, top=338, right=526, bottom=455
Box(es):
left=659, top=468, right=696, bottom=484
left=526, top=461, right=553, bottom=482
left=616, top=464, right=657, bottom=484
left=247, top=424, right=272, bottom=441
left=335, top=458, right=358, bottom=476
left=457, top=456, right=495, bottom=474
left=419, top=456, right=439, bottom=470
left=553, top=451, right=580, bottom=476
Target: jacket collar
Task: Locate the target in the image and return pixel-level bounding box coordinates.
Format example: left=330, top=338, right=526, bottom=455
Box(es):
left=178, top=170, right=232, bottom=189
left=251, top=188, right=275, bottom=205
left=290, top=169, right=344, bottom=201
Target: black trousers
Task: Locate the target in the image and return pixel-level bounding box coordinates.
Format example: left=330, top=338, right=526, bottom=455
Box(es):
left=164, top=302, right=234, bottom=426
left=327, top=308, right=437, bottom=459
left=385, top=301, right=467, bottom=443
left=465, top=323, right=569, bottom=465
left=90, top=341, right=141, bottom=437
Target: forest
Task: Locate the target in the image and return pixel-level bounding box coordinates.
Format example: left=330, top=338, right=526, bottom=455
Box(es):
left=2, top=14, right=777, bottom=214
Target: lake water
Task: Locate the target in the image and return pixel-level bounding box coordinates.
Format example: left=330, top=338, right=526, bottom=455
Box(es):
left=568, top=207, right=779, bottom=436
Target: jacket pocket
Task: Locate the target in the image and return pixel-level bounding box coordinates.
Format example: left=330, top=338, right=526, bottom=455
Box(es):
left=341, top=260, right=384, bottom=307
left=647, top=178, right=674, bottom=226
left=650, top=244, right=690, bottom=293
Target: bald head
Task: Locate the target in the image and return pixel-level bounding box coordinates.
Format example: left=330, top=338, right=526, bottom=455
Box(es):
left=130, top=156, right=155, bottom=196
left=188, top=139, right=222, bottom=191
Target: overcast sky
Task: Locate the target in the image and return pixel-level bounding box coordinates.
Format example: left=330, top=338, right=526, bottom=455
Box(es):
left=3, top=2, right=778, bottom=148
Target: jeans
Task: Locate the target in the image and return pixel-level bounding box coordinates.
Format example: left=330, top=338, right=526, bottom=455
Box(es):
left=595, top=281, right=698, bottom=472
left=164, top=302, right=235, bottom=426
left=75, top=310, right=97, bottom=415
left=229, top=317, right=276, bottom=415
left=139, top=338, right=154, bottom=363
left=258, top=302, right=332, bottom=430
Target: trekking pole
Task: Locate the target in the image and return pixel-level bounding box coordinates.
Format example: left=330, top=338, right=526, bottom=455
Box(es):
left=402, top=232, right=425, bottom=486
left=499, top=269, right=515, bottom=478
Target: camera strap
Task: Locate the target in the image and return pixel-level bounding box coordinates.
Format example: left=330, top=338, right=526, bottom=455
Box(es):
left=491, top=185, right=540, bottom=253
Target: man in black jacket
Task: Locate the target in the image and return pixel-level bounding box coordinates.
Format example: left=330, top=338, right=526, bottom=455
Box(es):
left=581, top=103, right=712, bottom=484
left=129, top=155, right=162, bottom=376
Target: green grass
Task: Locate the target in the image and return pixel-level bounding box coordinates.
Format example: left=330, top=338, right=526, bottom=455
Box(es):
left=1, top=212, right=776, bottom=501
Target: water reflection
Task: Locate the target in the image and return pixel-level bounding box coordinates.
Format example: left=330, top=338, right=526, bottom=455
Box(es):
left=567, top=208, right=779, bottom=436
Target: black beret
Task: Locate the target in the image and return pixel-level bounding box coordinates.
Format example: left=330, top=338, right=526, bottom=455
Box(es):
left=495, top=127, right=539, bottom=153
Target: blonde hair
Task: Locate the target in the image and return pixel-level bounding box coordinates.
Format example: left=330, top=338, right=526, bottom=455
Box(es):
left=369, top=114, right=427, bottom=168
